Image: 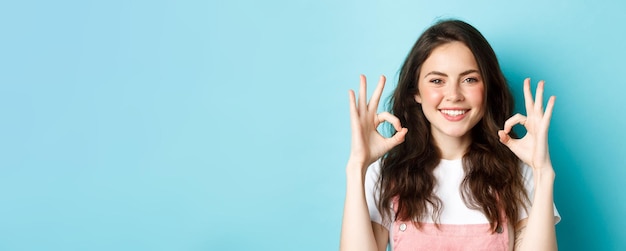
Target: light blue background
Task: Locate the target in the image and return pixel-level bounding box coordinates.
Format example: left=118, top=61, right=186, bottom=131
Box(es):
left=1, top=0, right=624, bottom=250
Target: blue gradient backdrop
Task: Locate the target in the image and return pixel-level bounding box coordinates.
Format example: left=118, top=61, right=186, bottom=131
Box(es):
left=1, top=0, right=624, bottom=250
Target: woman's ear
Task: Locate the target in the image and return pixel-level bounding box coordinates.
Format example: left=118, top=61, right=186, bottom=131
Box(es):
left=414, top=93, right=422, bottom=103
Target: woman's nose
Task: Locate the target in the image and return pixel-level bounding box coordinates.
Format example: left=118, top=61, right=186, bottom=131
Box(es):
left=445, top=84, right=464, bottom=101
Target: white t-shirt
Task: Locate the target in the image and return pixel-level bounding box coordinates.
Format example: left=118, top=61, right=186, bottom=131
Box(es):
left=365, top=158, right=561, bottom=230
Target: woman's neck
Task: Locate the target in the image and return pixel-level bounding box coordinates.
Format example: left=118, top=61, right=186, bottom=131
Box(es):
left=432, top=132, right=472, bottom=160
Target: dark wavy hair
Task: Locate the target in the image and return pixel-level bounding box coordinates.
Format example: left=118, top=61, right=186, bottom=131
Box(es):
left=378, top=19, right=528, bottom=231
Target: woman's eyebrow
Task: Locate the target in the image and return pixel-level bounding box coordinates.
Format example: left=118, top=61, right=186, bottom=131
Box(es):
left=424, top=71, right=447, bottom=78
left=460, top=69, right=480, bottom=76
left=424, top=69, right=479, bottom=79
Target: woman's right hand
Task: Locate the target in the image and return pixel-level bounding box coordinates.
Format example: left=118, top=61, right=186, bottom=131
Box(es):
left=348, top=75, right=408, bottom=169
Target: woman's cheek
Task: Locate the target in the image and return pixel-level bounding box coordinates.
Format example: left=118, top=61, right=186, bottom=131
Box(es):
left=424, top=89, right=444, bottom=104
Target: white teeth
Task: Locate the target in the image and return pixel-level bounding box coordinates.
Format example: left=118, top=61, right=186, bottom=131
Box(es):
left=440, top=110, right=466, bottom=116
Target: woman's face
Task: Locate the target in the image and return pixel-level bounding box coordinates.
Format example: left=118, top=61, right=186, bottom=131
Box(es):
left=415, top=41, right=485, bottom=142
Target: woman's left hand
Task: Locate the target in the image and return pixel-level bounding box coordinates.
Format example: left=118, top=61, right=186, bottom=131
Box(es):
left=498, top=78, right=556, bottom=170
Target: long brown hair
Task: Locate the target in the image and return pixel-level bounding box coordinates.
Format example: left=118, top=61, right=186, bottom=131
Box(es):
left=378, top=20, right=528, bottom=230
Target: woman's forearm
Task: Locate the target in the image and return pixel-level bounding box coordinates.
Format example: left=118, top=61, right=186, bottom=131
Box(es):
left=339, top=160, right=379, bottom=251
left=516, top=166, right=557, bottom=251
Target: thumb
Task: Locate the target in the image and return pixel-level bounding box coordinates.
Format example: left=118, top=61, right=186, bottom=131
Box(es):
left=498, top=130, right=513, bottom=146
left=388, top=128, right=408, bottom=147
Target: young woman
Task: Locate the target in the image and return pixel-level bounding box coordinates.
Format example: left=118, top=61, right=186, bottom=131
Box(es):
left=340, top=20, right=560, bottom=251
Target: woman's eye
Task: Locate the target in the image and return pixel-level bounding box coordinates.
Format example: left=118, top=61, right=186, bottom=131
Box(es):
left=464, top=77, right=478, bottom=83
left=430, top=79, right=443, bottom=84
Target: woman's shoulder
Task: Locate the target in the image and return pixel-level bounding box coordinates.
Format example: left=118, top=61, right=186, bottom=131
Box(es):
left=365, top=159, right=383, bottom=182
left=367, top=158, right=384, bottom=172
left=518, top=162, right=534, bottom=184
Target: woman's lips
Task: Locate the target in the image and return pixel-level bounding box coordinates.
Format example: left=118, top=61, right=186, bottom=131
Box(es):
left=439, top=109, right=469, bottom=121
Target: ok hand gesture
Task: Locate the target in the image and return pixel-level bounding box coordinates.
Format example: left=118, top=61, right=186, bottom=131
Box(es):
left=348, top=75, right=408, bottom=168
left=498, top=78, right=556, bottom=170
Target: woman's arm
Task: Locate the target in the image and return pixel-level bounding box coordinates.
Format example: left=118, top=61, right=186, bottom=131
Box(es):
left=514, top=167, right=557, bottom=251
left=499, top=78, right=557, bottom=251
left=339, top=75, right=406, bottom=251
left=340, top=161, right=385, bottom=251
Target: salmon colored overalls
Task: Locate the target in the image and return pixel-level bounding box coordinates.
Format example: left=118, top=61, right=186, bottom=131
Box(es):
left=389, top=200, right=511, bottom=251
